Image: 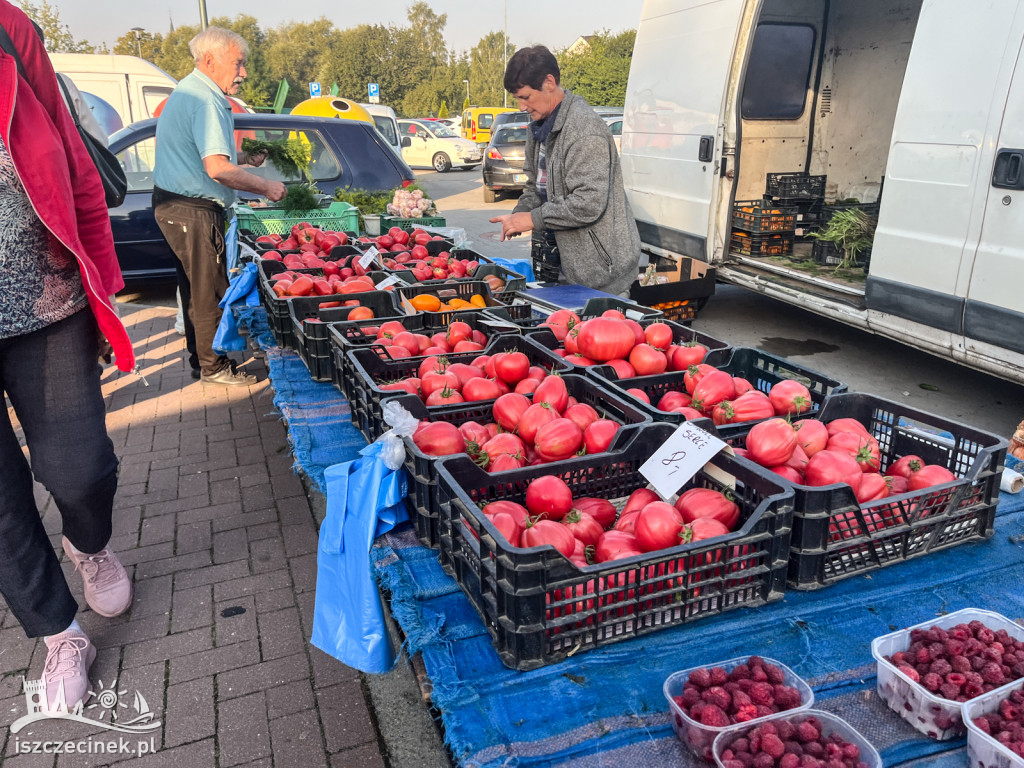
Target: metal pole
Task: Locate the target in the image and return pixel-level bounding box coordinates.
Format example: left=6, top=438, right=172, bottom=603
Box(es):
left=198, top=0, right=209, bottom=30
left=503, top=0, right=508, bottom=108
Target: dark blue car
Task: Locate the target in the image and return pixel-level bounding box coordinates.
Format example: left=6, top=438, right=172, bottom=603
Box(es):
left=108, top=113, right=416, bottom=283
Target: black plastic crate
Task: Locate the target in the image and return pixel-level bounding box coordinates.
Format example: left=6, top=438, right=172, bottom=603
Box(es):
left=587, top=346, right=848, bottom=437
left=434, top=423, right=795, bottom=670
left=344, top=335, right=573, bottom=442
left=820, top=201, right=879, bottom=227
left=326, top=311, right=527, bottom=399
left=395, top=280, right=530, bottom=325
left=731, top=231, right=794, bottom=257
left=732, top=200, right=797, bottom=233
left=723, top=393, right=1007, bottom=590
left=283, top=285, right=401, bottom=365
left=255, top=246, right=365, bottom=305
left=811, top=240, right=870, bottom=268
left=392, top=374, right=653, bottom=547
left=766, top=172, right=826, bottom=201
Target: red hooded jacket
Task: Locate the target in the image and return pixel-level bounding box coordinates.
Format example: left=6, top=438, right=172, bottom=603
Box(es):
left=0, top=2, right=134, bottom=372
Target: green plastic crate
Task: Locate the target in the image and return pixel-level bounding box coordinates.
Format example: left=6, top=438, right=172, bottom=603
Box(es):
left=236, top=201, right=359, bottom=237
left=379, top=214, right=447, bottom=231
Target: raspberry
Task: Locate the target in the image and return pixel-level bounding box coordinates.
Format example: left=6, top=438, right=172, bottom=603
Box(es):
left=760, top=722, right=778, bottom=737
left=915, top=647, right=932, bottom=664
left=750, top=682, right=775, bottom=705
left=755, top=704, right=777, bottom=718
left=721, top=761, right=745, bottom=768
left=952, top=655, right=972, bottom=673
left=783, top=740, right=803, bottom=756
left=689, top=668, right=713, bottom=688
left=732, top=690, right=753, bottom=710
left=779, top=754, right=800, bottom=768
left=939, top=683, right=961, bottom=700
left=765, top=664, right=786, bottom=685
left=804, top=740, right=825, bottom=758
left=843, top=743, right=861, bottom=760
left=761, top=733, right=786, bottom=759
left=689, top=701, right=706, bottom=720
left=799, top=755, right=819, bottom=767
left=710, top=666, right=730, bottom=686
left=897, top=664, right=920, bottom=682
left=738, top=679, right=754, bottom=692
left=775, top=685, right=804, bottom=710
left=966, top=638, right=986, bottom=655
left=700, top=703, right=730, bottom=727
left=950, top=624, right=971, bottom=641
left=946, top=672, right=967, bottom=687
left=890, top=651, right=907, bottom=665
left=747, top=655, right=765, bottom=668
left=1000, top=700, right=1021, bottom=720
left=752, top=753, right=774, bottom=768
left=681, top=686, right=702, bottom=707
left=973, top=716, right=992, bottom=734
left=725, top=681, right=741, bottom=694
left=926, top=626, right=948, bottom=643
left=978, top=628, right=996, bottom=644
left=983, top=662, right=1006, bottom=685
left=751, top=665, right=769, bottom=683
left=703, top=686, right=732, bottom=710
left=921, top=672, right=942, bottom=692
left=776, top=719, right=796, bottom=741
left=943, top=639, right=965, bottom=657
left=731, top=664, right=752, bottom=680
left=929, top=659, right=952, bottom=677
left=965, top=682, right=985, bottom=698
left=972, top=656, right=989, bottom=672
left=796, top=720, right=820, bottom=743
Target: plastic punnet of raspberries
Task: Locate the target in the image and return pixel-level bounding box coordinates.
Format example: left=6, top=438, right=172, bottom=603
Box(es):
left=678, top=660, right=806, bottom=726
left=720, top=716, right=871, bottom=768
left=884, top=621, right=1024, bottom=703
left=970, top=687, right=1024, bottom=758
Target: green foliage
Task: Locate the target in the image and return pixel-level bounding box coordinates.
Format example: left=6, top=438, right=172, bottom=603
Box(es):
left=808, top=209, right=877, bottom=269
left=281, top=184, right=322, bottom=213
left=557, top=29, right=636, bottom=107
left=112, top=30, right=163, bottom=62
left=438, top=100, right=449, bottom=118
left=20, top=0, right=94, bottom=52
left=462, top=95, right=470, bottom=112
left=240, top=137, right=312, bottom=180
left=469, top=31, right=515, bottom=107
left=333, top=184, right=423, bottom=215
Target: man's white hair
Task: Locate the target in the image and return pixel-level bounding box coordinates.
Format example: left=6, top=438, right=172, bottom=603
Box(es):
left=189, top=27, right=247, bottom=63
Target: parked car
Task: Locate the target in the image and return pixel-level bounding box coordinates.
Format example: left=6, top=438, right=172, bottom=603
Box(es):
left=481, top=123, right=528, bottom=203
left=461, top=107, right=518, bottom=147
left=397, top=119, right=482, bottom=172
left=605, top=116, right=623, bottom=152
left=108, top=113, right=415, bottom=283
left=360, top=103, right=401, bottom=153
left=492, top=110, right=530, bottom=133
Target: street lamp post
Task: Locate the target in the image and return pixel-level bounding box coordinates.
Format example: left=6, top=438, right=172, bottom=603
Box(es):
left=131, top=27, right=143, bottom=58
left=463, top=79, right=469, bottom=104
left=198, top=0, right=208, bottom=30
left=503, top=0, right=508, bottom=108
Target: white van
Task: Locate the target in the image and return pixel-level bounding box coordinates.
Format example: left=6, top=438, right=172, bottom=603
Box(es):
left=623, top=0, right=1024, bottom=385
left=360, top=103, right=401, bottom=153
left=49, top=53, right=176, bottom=128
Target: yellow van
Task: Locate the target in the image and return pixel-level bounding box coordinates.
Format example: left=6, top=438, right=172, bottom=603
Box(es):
left=461, top=107, right=517, bottom=147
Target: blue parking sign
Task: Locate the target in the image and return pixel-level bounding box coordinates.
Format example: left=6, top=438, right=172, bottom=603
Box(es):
left=309, top=82, right=321, bottom=98
left=368, top=83, right=379, bottom=98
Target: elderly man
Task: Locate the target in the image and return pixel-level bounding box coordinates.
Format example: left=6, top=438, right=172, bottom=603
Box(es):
left=489, top=45, right=642, bottom=297
left=153, top=27, right=286, bottom=386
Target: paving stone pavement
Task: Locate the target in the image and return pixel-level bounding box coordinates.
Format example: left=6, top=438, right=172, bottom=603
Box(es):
left=0, top=305, right=389, bottom=768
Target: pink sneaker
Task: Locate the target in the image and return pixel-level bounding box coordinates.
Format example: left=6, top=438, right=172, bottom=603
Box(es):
left=62, top=537, right=133, bottom=618
left=43, top=628, right=96, bottom=711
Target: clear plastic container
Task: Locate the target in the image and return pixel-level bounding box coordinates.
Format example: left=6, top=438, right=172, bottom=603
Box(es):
left=711, top=709, right=882, bottom=768
left=964, top=678, right=1024, bottom=768
left=662, top=656, right=814, bottom=761
left=870, top=607, right=1024, bottom=740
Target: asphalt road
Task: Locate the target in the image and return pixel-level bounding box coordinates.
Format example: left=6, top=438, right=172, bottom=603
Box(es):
left=119, top=166, right=1023, bottom=439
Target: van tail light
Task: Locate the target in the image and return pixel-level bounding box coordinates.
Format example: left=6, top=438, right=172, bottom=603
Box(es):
left=486, top=148, right=503, bottom=161
left=471, top=119, right=476, bottom=139
left=402, top=179, right=414, bottom=188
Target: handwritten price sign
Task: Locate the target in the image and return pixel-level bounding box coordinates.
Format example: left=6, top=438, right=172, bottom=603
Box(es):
left=358, top=246, right=380, bottom=269
left=639, top=422, right=728, bottom=498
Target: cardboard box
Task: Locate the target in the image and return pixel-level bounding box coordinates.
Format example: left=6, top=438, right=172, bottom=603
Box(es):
left=628, top=253, right=716, bottom=313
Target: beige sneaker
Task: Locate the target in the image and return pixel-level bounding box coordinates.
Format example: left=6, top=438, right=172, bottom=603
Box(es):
left=43, top=628, right=96, bottom=711
left=62, top=537, right=133, bottom=618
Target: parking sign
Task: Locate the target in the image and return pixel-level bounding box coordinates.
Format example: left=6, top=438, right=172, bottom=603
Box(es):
left=368, top=83, right=379, bottom=104
left=309, top=82, right=321, bottom=98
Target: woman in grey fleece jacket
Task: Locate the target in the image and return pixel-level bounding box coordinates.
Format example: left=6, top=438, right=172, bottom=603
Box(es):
left=490, top=47, right=642, bottom=296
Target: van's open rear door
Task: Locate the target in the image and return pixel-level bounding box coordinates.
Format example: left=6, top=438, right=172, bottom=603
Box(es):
left=622, top=0, right=748, bottom=262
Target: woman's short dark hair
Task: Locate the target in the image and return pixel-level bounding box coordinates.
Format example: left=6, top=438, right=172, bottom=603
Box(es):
left=504, top=46, right=560, bottom=92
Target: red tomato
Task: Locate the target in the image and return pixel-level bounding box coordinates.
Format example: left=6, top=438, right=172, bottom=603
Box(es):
left=674, top=488, right=740, bottom=529
left=517, top=402, right=559, bottom=446
left=907, top=464, right=957, bottom=491
left=446, top=321, right=472, bottom=345
left=582, top=419, right=619, bottom=454
left=417, top=355, right=446, bottom=379
left=420, top=370, right=460, bottom=397
left=827, top=431, right=882, bottom=473
left=856, top=472, right=890, bottom=503
left=533, top=375, right=569, bottom=413
left=604, top=358, right=636, bottom=379
left=543, top=309, right=581, bottom=340
left=683, top=364, right=716, bottom=395
left=447, top=362, right=483, bottom=389
left=626, top=387, right=651, bottom=404
left=458, top=420, right=491, bottom=446
left=564, top=403, right=599, bottom=432
left=657, top=390, right=692, bottom=412
left=562, top=510, right=604, bottom=547
left=514, top=378, right=540, bottom=395
left=379, top=379, right=419, bottom=397
left=594, top=530, right=642, bottom=563
left=453, top=340, right=485, bottom=353
left=534, top=418, right=584, bottom=462
left=644, top=322, right=674, bottom=350
left=769, top=379, right=813, bottom=416
left=629, top=344, right=668, bottom=376
left=494, top=351, right=530, bottom=385
left=488, top=453, right=526, bottom=472
left=573, top=497, right=617, bottom=528
left=885, top=475, right=910, bottom=494
left=286, top=275, right=314, bottom=296
left=614, top=509, right=640, bottom=533
left=668, top=343, right=708, bottom=370
left=794, top=418, right=829, bottom=457
left=492, top=393, right=531, bottom=432
left=745, top=418, right=798, bottom=467
left=691, top=370, right=737, bottom=413
left=826, top=417, right=871, bottom=439
left=771, top=465, right=805, bottom=484
left=634, top=501, right=685, bottom=552
left=411, top=422, right=465, bottom=456
left=563, top=324, right=581, bottom=354
left=525, top=476, right=573, bottom=520
left=425, top=386, right=464, bottom=406
left=377, top=320, right=406, bottom=339
left=804, top=450, right=864, bottom=494
left=680, top=517, right=730, bottom=543
left=886, top=454, right=924, bottom=479
left=487, top=512, right=521, bottom=546
left=624, top=488, right=661, bottom=516
left=576, top=317, right=636, bottom=362
left=462, top=377, right=503, bottom=402
left=482, top=500, right=530, bottom=532
left=711, top=390, right=773, bottom=425
left=521, top=519, right=576, bottom=557
left=384, top=345, right=411, bottom=360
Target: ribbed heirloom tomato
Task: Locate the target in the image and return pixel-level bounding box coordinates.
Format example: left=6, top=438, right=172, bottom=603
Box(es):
left=576, top=317, right=636, bottom=362
left=534, top=418, right=584, bottom=462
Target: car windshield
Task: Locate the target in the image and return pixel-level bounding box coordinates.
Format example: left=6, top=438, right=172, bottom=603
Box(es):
left=494, top=126, right=527, bottom=145
left=431, top=123, right=459, bottom=138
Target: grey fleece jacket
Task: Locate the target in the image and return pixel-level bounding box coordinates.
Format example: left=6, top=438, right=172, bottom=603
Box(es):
left=513, top=90, right=642, bottom=296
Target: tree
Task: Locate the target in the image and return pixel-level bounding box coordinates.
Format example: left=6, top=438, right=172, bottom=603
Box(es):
left=462, top=95, right=470, bottom=112
left=265, top=19, right=341, bottom=108
left=153, top=24, right=198, bottom=80
left=20, top=0, right=95, bottom=52
left=438, top=100, right=448, bottom=118
left=112, top=30, right=163, bottom=62
left=557, top=29, right=635, bottom=107
left=468, top=31, right=514, bottom=107
left=212, top=15, right=273, bottom=107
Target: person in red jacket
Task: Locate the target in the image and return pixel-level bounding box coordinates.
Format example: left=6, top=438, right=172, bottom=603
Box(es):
left=0, top=1, right=136, bottom=712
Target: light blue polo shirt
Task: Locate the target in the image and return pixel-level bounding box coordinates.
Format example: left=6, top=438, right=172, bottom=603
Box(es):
left=153, top=69, right=237, bottom=209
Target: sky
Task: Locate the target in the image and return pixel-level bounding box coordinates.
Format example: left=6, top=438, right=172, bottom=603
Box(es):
left=48, top=0, right=646, bottom=54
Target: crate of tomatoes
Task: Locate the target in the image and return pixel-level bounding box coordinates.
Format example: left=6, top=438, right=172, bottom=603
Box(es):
left=398, top=372, right=652, bottom=547
left=724, top=392, right=1007, bottom=589
left=434, top=422, right=795, bottom=670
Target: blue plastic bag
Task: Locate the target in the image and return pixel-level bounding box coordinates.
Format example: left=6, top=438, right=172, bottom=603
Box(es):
left=213, top=262, right=259, bottom=353
left=311, top=439, right=409, bottom=673
left=225, top=215, right=240, bottom=273
left=490, top=257, right=535, bottom=282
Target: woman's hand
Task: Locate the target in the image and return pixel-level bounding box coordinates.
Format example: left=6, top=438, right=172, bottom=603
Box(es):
left=488, top=211, right=535, bottom=241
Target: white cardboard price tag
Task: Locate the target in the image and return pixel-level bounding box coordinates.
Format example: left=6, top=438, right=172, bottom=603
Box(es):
left=358, top=247, right=380, bottom=269
left=639, top=422, right=728, bottom=499
left=375, top=274, right=402, bottom=290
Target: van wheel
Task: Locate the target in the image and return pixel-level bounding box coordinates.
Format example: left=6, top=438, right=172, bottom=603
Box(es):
left=432, top=153, right=452, bottom=173
left=483, top=186, right=499, bottom=203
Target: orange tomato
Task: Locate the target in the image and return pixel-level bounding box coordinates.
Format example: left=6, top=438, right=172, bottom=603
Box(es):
left=409, top=294, right=442, bottom=312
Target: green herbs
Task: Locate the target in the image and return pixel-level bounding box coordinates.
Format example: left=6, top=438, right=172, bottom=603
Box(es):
left=241, top=137, right=312, bottom=182
left=809, top=208, right=877, bottom=270
left=332, top=184, right=425, bottom=215
left=281, top=184, right=322, bottom=214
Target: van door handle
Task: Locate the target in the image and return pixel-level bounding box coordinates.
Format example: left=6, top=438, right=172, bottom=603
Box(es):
left=993, top=149, right=1024, bottom=189
left=698, top=136, right=714, bottom=163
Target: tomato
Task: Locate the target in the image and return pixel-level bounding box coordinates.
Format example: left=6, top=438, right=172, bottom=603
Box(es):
left=493, top=351, right=530, bottom=385
left=907, top=464, right=957, bottom=491
left=533, top=375, right=569, bottom=413
left=388, top=331, right=419, bottom=357
left=428, top=333, right=452, bottom=353
left=534, top=418, right=584, bottom=462
left=886, top=454, right=924, bottom=479
left=573, top=497, right=617, bottom=528
left=562, top=509, right=604, bottom=547
left=629, top=344, right=668, bottom=376
left=417, top=355, right=446, bottom=379
left=514, top=378, right=540, bottom=395
left=644, top=322, right=674, bottom=350
left=803, top=450, right=864, bottom=495
left=770, top=465, right=805, bottom=484
left=683, top=364, right=716, bottom=395
left=525, top=476, right=573, bottom=520
left=458, top=420, right=491, bottom=447
left=768, top=379, right=813, bottom=416
left=856, top=472, right=890, bottom=503
left=605, top=358, right=636, bottom=379
left=420, top=370, right=460, bottom=397
left=613, top=509, right=640, bottom=533
left=785, top=444, right=810, bottom=474
left=691, top=370, right=737, bottom=413
left=794, top=418, right=829, bottom=457
left=488, top=453, right=526, bottom=472
left=517, top=402, right=559, bottom=446
left=679, top=517, right=730, bottom=544
left=576, top=317, right=636, bottom=362
left=624, top=318, right=646, bottom=346
left=486, top=511, right=521, bottom=547
left=462, top=377, right=503, bottom=402
left=582, top=419, right=619, bottom=454
left=711, top=390, right=774, bottom=425
left=376, top=320, right=406, bottom=339
left=286, top=275, right=314, bottom=296
left=827, top=431, right=882, bottom=473
left=446, top=321, right=472, bottom=345
left=492, top=393, right=531, bottom=432
left=447, top=362, right=483, bottom=389
left=482, top=500, right=530, bottom=532
left=543, top=309, right=581, bottom=340
left=481, top=433, right=526, bottom=465
left=624, top=488, right=661, bottom=517
left=745, top=418, right=798, bottom=467
left=378, top=378, right=419, bottom=397
left=885, top=475, right=910, bottom=495
left=674, top=488, right=740, bottom=529
left=594, top=530, right=642, bottom=563
left=626, top=387, right=651, bottom=404
left=453, top=340, right=484, bottom=353
left=826, top=417, right=871, bottom=439
left=732, top=377, right=754, bottom=396
left=411, top=422, right=465, bottom=456
left=668, top=343, right=708, bottom=370
left=520, top=519, right=576, bottom=557
left=634, top=501, right=685, bottom=552
left=425, top=386, right=465, bottom=406
left=657, top=390, right=692, bottom=411
left=564, top=403, right=600, bottom=432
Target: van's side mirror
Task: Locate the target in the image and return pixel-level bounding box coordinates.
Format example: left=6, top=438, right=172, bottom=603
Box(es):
left=401, top=137, right=412, bottom=148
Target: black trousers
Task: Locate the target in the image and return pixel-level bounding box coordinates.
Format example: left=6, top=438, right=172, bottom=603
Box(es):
left=0, top=309, right=118, bottom=637
left=153, top=188, right=232, bottom=376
